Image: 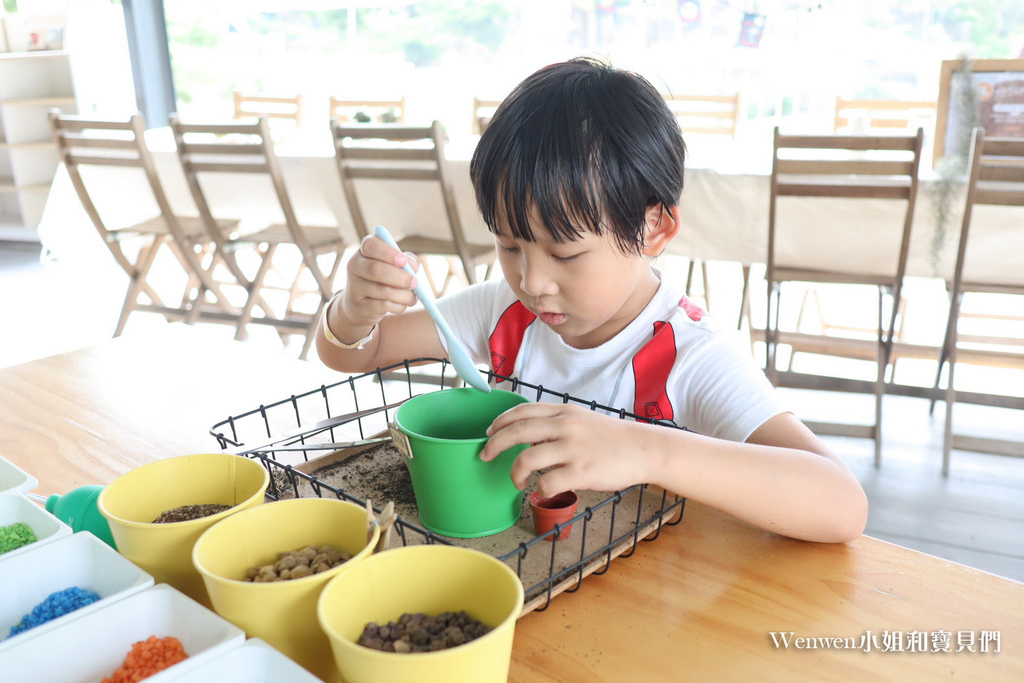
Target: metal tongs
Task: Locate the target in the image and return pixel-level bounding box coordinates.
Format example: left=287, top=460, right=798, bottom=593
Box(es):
left=232, top=397, right=412, bottom=455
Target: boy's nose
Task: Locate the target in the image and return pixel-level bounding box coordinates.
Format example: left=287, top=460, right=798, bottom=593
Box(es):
left=519, top=258, right=557, bottom=298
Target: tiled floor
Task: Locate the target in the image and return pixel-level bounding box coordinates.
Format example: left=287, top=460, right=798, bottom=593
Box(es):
left=2, top=239, right=1022, bottom=583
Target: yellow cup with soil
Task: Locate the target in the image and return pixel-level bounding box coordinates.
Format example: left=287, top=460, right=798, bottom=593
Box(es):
left=317, top=544, right=523, bottom=683
left=192, top=498, right=380, bottom=683
left=97, top=453, right=269, bottom=607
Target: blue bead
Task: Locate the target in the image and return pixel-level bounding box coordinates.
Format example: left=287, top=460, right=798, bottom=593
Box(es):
left=4, top=587, right=100, bottom=639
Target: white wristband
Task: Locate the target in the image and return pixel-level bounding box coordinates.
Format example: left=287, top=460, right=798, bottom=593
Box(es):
left=321, top=294, right=376, bottom=350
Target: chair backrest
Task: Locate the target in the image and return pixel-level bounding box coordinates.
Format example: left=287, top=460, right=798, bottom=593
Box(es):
left=663, top=93, right=740, bottom=138
left=169, top=116, right=318, bottom=268
left=472, top=97, right=503, bottom=135
left=833, top=97, right=935, bottom=134
left=768, top=127, right=924, bottom=341
left=951, top=129, right=1024, bottom=292
left=233, top=92, right=303, bottom=125
left=328, top=96, right=406, bottom=124
left=331, top=119, right=467, bottom=246
left=48, top=110, right=186, bottom=246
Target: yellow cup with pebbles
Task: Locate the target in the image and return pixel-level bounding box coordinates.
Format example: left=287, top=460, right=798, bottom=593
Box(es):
left=192, top=497, right=379, bottom=683
left=97, top=452, right=270, bottom=608
left=318, top=545, right=524, bottom=683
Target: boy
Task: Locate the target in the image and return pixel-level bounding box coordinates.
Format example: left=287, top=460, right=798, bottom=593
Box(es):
left=317, top=57, right=867, bottom=543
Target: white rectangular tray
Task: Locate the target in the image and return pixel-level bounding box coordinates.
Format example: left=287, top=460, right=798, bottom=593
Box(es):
left=0, top=453, right=37, bottom=495
left=0, top=584, right=246, bottom=683
left=0, top=491, right=72, bottom=561
left=160, top=638, right=323, bottom=683
left=0, top=531, right=153, bottom=648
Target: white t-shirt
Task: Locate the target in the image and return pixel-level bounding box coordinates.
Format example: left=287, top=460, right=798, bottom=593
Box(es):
left=433, top=274, right=785, bottom=442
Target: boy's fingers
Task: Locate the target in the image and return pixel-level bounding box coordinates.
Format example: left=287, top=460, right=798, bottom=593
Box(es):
left=481, top=419, right=555, bottom=462
left=508, top=444, right=567, bottom=489
left=486, top=402, right=567, bottom=436
left=360, top=235, right=409, bottom=268
left=535, top=469, right=574, bottom=499
left=404, top=251, right=421, bottom=273
left=349, top=254, right=417, bottom=291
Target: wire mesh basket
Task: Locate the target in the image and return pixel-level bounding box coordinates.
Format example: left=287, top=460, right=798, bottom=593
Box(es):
left=209, top=359, right=686, bottom=613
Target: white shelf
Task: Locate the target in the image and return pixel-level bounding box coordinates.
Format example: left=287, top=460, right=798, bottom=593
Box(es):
left=0, top=51, right=75, bottom=231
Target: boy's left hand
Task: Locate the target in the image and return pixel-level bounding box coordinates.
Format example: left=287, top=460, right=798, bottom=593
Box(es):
left=481, top=403, right=652, bottom=496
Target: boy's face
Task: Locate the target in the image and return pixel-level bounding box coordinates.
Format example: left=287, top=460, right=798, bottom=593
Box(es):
left=494, top=208, right=661, bottom=350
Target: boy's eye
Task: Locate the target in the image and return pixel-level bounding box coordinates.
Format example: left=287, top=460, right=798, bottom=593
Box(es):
left=497, top=243, right=519, bottom=254
left=554, top=253, right=582, bottom=262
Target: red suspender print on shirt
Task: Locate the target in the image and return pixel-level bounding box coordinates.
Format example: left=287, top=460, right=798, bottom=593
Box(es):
left=631, top=296, right=705, bottom=422
left=488, top=301, right=536, bottom=382
left=632, top=321, right=677, bottom=422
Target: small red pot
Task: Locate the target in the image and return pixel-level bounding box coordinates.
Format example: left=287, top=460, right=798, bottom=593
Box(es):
left=529, top=490, right=579, bottom=541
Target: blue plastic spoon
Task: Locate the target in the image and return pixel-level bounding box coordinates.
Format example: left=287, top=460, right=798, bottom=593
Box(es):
left=374, top=225, right=491, bottom=393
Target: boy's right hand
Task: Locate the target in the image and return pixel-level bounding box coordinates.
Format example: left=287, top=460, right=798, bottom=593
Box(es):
left=338, top=234, right=422, bottom=329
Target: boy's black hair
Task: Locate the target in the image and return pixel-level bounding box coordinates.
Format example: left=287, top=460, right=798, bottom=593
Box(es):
left=470, top=56, right=686, bottom=254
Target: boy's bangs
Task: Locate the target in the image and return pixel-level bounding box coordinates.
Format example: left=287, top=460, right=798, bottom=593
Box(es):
left=495, top=151, right=606, bottom=245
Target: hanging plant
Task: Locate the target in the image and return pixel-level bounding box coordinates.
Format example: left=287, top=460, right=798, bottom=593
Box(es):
left=928, top=54, right=982, bottom=277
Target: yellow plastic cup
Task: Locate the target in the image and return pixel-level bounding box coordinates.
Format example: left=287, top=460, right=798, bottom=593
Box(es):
left=192, top=498, right=380, bottom=683
left=318, top=545, right=524, bottom=683
left=97, top=453, right=269, bottom=607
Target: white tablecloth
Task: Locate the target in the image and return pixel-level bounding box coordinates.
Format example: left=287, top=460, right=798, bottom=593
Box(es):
left=37, top=130, right=1023, bottom=289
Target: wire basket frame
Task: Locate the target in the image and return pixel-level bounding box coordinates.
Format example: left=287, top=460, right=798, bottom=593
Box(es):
left=209, top=358, right=686, bottom=612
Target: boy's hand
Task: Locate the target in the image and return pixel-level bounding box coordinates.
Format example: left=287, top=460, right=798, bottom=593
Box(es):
left=481, top=403, right=652, bottom=497
left=339, top=235, right=421, bottom=329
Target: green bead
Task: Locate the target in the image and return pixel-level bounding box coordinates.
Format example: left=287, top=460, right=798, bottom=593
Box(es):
left=0, top=522, right=38, bottom=554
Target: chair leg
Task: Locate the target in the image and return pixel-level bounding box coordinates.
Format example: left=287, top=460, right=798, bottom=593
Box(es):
left=874, top=346, right=885, bottom=468
left=460, top=254, right=477, bottom=286
left=113, top=237, right=163, bottom=336
left=185, top=284, right=207, bottom=326
left=942, top=360, right=956, bottom=476
left=235, top=244, right=278, bottom=341
left=929, top=316, right=955, bottom=417
left=737, top=264, right=751, bottom=332
left=701, top=260, right=711, bottom=311
left=765, top=284, right=780, bottom=383
left=298, top=298, right=326, bottom=360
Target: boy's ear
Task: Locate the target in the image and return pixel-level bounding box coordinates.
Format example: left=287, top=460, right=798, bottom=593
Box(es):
left=641, top=204, right=681, bottom=257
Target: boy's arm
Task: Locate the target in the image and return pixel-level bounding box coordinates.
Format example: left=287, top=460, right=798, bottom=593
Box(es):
left=316, top=235, right=448, bottom=373
left=316, top=304, right=446, bottom=374
left=481, top=405, right=867, bottom=544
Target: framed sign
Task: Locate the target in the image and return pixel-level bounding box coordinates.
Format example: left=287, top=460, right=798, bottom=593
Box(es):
left=934, top=58, right=1024, bottom=164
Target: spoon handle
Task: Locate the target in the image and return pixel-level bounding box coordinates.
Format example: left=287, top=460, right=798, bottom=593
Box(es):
left=373, top=225, right=445, bottom=324
left=373, top=225, right=491, bottom=393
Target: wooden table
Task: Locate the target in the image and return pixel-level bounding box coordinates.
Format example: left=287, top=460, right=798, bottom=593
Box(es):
left=2, top=326, right=1022, bottom=681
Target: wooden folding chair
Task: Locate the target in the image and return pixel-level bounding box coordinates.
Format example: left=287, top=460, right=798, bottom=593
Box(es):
left=472, top=97, right=503, bottom=135
left=938, top=129, right=1024, bottom=473
left=331, top=120, right=495, bottom=297
left=328, top=97, right=406, bottom=124
left=49, top=110, right=240, bottom=336
left=833, top=97, right=936, bottom=134
left=170, top=115, right=346, bottom=358
left=233, top=92, right=303, bottom=125
left=765, top=127, right=924, bottom=465
left=663, top=93, right=741, bottom=139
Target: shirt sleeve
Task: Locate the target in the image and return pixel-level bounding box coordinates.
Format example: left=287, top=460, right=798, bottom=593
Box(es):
left=677, top=328, right=788, bottom=443
left=432, top=280, right=506, bottom=366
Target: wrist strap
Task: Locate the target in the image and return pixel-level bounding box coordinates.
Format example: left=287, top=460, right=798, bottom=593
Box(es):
left=321, top=294, right=376, bottom=350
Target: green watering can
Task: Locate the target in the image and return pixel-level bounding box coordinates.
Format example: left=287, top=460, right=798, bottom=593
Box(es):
left=26, top=486, right=117, bottom=549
